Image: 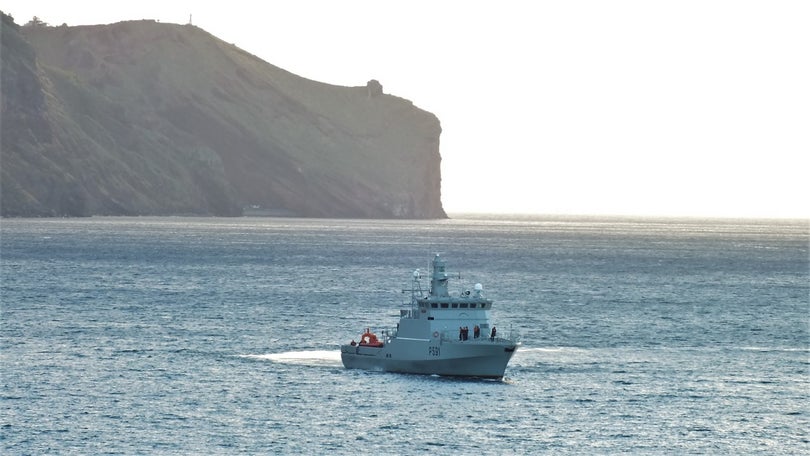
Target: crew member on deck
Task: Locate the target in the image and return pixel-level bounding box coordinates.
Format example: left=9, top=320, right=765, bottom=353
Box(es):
left=490, top=326, right=497, bottom=341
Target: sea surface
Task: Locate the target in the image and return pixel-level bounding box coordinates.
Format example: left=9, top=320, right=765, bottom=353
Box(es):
left=1, top=215, right=808, bottom=454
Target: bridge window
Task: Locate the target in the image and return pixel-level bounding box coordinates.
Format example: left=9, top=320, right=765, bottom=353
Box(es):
left=470, top=303, right=477, bottom=308
left=451, top=303, right=458, bottom=309
left=440, top=303, right=449, bottom=308
left=431, top=303, right=438, bottom=308
left=460, top=303, right=468, bottom=308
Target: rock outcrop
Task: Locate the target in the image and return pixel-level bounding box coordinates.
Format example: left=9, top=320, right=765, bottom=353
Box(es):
left=0, top=13, right=446, bottom=218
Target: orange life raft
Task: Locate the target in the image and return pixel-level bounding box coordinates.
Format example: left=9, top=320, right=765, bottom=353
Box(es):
left=358, top=328, right=384, bottom=347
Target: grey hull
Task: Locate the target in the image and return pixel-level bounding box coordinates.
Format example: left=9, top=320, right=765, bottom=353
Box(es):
left=341, top=339, right=518, bottom=379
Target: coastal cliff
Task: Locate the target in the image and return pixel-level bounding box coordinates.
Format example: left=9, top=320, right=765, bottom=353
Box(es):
left=0, top=13, right=446, bottom=218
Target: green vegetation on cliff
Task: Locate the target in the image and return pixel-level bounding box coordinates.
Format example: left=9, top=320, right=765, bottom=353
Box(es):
left=1, top=13, right=445, bottom=218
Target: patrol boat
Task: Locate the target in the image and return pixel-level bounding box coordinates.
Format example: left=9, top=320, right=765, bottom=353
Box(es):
left=340, top=254, right=519, bottom=378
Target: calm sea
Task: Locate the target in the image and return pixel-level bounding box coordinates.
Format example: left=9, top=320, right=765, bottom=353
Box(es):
left=1, top=215, right=808, bottom=454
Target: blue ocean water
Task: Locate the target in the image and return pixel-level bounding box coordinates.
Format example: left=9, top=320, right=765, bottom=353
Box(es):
left=1, top=215, right=808, bottom=454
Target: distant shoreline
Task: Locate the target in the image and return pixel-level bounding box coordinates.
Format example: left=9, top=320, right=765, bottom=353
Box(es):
left=1, top=213, right=807, bottom=224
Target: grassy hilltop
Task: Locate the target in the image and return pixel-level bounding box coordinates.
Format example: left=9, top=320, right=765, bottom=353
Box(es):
left=1, top=13, right=446, bottom=218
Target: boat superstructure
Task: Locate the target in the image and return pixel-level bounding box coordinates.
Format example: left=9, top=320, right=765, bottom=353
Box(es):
left=340, top=254, right=519, bottom=378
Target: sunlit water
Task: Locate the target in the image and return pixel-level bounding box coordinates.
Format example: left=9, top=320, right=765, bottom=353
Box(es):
left=1, top=215, right=808, bottom=454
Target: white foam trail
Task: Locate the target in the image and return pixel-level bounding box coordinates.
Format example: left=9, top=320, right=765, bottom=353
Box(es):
left=739, top=346, right=809, bottom=352
left=241, top=350, right=342, bottom=366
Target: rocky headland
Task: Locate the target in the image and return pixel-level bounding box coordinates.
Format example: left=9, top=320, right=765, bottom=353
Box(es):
left=1, top=13, right=446, bottom=218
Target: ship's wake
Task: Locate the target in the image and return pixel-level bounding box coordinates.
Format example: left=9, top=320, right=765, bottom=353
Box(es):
left=240, top=350, right=342, bottom=367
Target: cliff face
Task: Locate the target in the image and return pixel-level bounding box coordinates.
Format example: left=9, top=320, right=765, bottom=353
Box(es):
left=0, top=14, right=446, bottom=218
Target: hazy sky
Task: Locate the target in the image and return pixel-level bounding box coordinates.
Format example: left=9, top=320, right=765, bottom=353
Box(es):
left=5, top=1, right=809, bottom=218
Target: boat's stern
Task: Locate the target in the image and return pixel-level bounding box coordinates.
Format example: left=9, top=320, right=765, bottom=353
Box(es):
left=340, top=343, right=387, bottom=370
